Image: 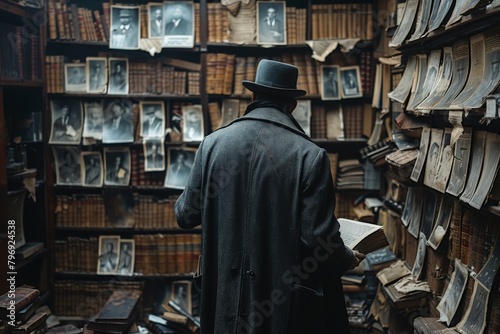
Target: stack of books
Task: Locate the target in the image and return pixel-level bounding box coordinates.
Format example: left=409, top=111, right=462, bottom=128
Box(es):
left=337, top=159, right=364, bottom=190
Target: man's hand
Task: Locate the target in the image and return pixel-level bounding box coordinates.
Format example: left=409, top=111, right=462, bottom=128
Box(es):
left=349, top=250, right=366, bottom=270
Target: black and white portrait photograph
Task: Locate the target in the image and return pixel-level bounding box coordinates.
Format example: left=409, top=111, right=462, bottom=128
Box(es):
left=104, top=147, right=131, bottom=186
left=144, top=138, right=165, bottom=171
left=257, top=1, right=286, bottom=45
left=446, top=127, right=472, bottom=196
left=140, top=101, right=165, bottom=138
left=97, top=235, right=120, bottom=274
left=340, top=66, right=362, bottom=98
left=64, top=63, right=86, bottom=93
left=182, top=105, right=204, bottom=142
left=86, top=57, right=107, bottom=94
left=102, top=99, right=134, bottom=144
left=52, top=146, right=82, bottom=186
left=321, top=65, right=341, bottom=100
left=148, top=3, right=164, bottom=38
left=410, top=126, right=430, bottom=183
left=171, top=280, right=192, bottom=314
left=81, top=151, right=103, bottom=187
left=110, top=6, right=140, bottom=50
left=220, top=99, right=240, bottom=128
left=401, top=186, right=415, bottom=227
left=292, top=99, right=311, bottom=136
left=411, top=232, right=427, bottom=281
left=407, top=186, right=423, bottom=238
left=83, top=102, right=104, bottom=140
left=162, top=1, right=194, bottom=48
left=456, top=280, right=489, bottom=334
left=436, top=259, right=468, bottom=326
left=49, top=100, right=83, bottom=145
left=164, top=147, right=196, bottom=189
left=108, top=58, right=129, bottom=95
left=423, top=128, right=444, bottom=188
left=117, top=239, right=135, bottom=276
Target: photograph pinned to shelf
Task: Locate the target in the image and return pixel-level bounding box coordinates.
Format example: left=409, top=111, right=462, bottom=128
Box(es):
left=446, top=127, right=472, bottom=197
left=81, top=151, right=103, bottom=187
left=140, top=100, right=165, bottom=138
left=455, top=280, right=489, bottom=334
left=292, top=100, right=311, bottom=137
left=143, top=138, right=165, bottom=172
left=83, top=102, right=104, bottom=141
left=220, top=99, right=240, bottom=128
left=320, top=65, right=341, bottom=101
left=116, top=239, right=135, bottom=276
left=102, top=99, right=134, bottom=144
left=182, top=104, right=204, bottom=142
left=164, top=147, right=196, bottom=189
left=436, top=259, right=469, bottom=326
left=162, top=1, right=195, bottom=48
left=104, top=147, right=131, bottom=186
left=109, top=5, right=141, bottom=50
left=108, top=58, right=129, bottom=95
left=97, top=235, right=121, bottom=275
left=86, top=57, right=108, bottom=94
left=340, top=66, right=362, bottom=99
left=427, top=194, right=454, bottom=250
left=256, top=1, right=286, bottom=45
left=49, top=100, right=83, bottom=145
left=148, top=2, right=165, bottom=39
left=52, top=146, right=82, bottom=186
left=64, top=63, right=86, bottom=93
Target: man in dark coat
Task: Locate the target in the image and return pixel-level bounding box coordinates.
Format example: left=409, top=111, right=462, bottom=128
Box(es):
left=175, top=59, right=364, bottom=334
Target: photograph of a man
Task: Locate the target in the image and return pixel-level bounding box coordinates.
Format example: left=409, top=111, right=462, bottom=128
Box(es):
left=144, top=138, right=165, bottom=171
left=110, top=6, right=140, bottom=50
left=140, top=102, right=165, bottom=138
left=53, top=146, right=82, bottom=185
left=86, top=57, right=107, bottom=93
left=108, top=58, right=128, bottom=95
left=83, top=102, right=104, bottom=140
left=81, top=152, right=103, bottom=187
left=117, top=239, right=135, bottom=276
left=163, top=2, right=194, bottom=48
left=292, top=99, right=311, bottom=136
left=98, top=236, right=120, bottom=274
left=148, top=4, right=164, bottom=38
left=321, top=65, right=341, bottom=100
left=164, top=148, right=195, bottom=189
left=182, top=105, right=204, bottom=142
left=49, top=100, right=83, bottom=145
left=104, top=148, right=131, bottom=186
left=103, top=99, right=134, bottom=143
left=257, top=1, right=286, bottom=45
left=340, top=66, right=362, bottom=98
left=65, top=63, right=86, bottom=93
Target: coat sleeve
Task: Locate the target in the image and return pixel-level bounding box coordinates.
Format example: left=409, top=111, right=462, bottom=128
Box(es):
left=174, top=144, right=204, bottom=229
left=300, top=149, right=355, bottom=275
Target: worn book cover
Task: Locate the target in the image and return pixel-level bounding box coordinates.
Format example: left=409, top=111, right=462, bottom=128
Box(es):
left=0, top=286, right=40, bottom=317
left=95, top=290, right=142, bottom=322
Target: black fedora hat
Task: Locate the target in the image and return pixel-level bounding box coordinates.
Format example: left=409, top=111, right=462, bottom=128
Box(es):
left=242, top=59, right=306, bottom=97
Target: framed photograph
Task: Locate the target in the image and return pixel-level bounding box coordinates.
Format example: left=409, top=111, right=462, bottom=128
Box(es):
left=140, top=101, right=165, bottom=138
left=104, top=147, right=131, bottom=186
left=292, top=100, right=311, bottom=136
left=86, top=57, right=108, bottom=94
left=83, top=102, right=104, bottom=140
left=171, top=280, right=192, bottom=314
left=220, top=99, right=239, bottom=128
left=81, top=151, right=103, bottom=187
left=257, top=1, right=286, bottom=45
left=52, top=146, right=82, bottom=186
left=182, top=104, right=204, bottom=142
left=340, top=66, right=362, bottom=99
left=108, top=58, right=129, bottom=95
left=97, top=235, right=121, bottom=274
left=144, top=138, right=165, bottom=171
left=117, top=239, right=135, bottom=276
left=162, top=1, right=194, bottom=48
left=102, top=99, right=134, bottom=144
left=164, top=147, right=196, bottom=189
left=320, top=66, right=341, bottom=101
left=148, top=3, right=165, bottom=38
left=110, top=5, right=140, bottom=50
left=49, top=100, right=83, bottom=145
left=64, top=63, right=86, bottom=93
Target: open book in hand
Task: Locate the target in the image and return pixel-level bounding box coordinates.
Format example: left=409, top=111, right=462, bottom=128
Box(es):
left=338, top=218, right=389, bottom=255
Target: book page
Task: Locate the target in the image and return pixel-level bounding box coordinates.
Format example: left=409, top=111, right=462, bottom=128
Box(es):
left=446, top=127, right=472, bottom=196
left=460, top=131, right=487, bottom=204
left=406, top=54, right=428, bottom=112
left=388, top=55, right=417, bottom=104
left=410, top=126, right=431, bottom=182
left=338, top=218, right=383, bottom=250
left=445, top=0, right=468, bottom=27
left=426, top=0, right=454, bottom=34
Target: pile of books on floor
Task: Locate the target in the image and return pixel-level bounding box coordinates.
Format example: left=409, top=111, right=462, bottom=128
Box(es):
left=0, top=285, right=59, bottom=333
left=146, top=299, right=200, bottom=334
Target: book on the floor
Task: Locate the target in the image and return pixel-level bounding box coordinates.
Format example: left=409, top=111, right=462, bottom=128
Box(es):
left=0, top=285, right=40, bottom=319
left=95, top=290, right=142, bottom=323
left=338, top=218, right=389, bottom=254
left=364, top=246, right=398, bottom=272
left=12, top=311, right=48, bottom=334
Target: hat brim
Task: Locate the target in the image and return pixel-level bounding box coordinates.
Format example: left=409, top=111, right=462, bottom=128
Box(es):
left=242, top=80, right=306, bottom=98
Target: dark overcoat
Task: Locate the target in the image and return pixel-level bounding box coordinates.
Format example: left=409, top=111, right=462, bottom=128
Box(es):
left=175, top=104, right=355, bottom=334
